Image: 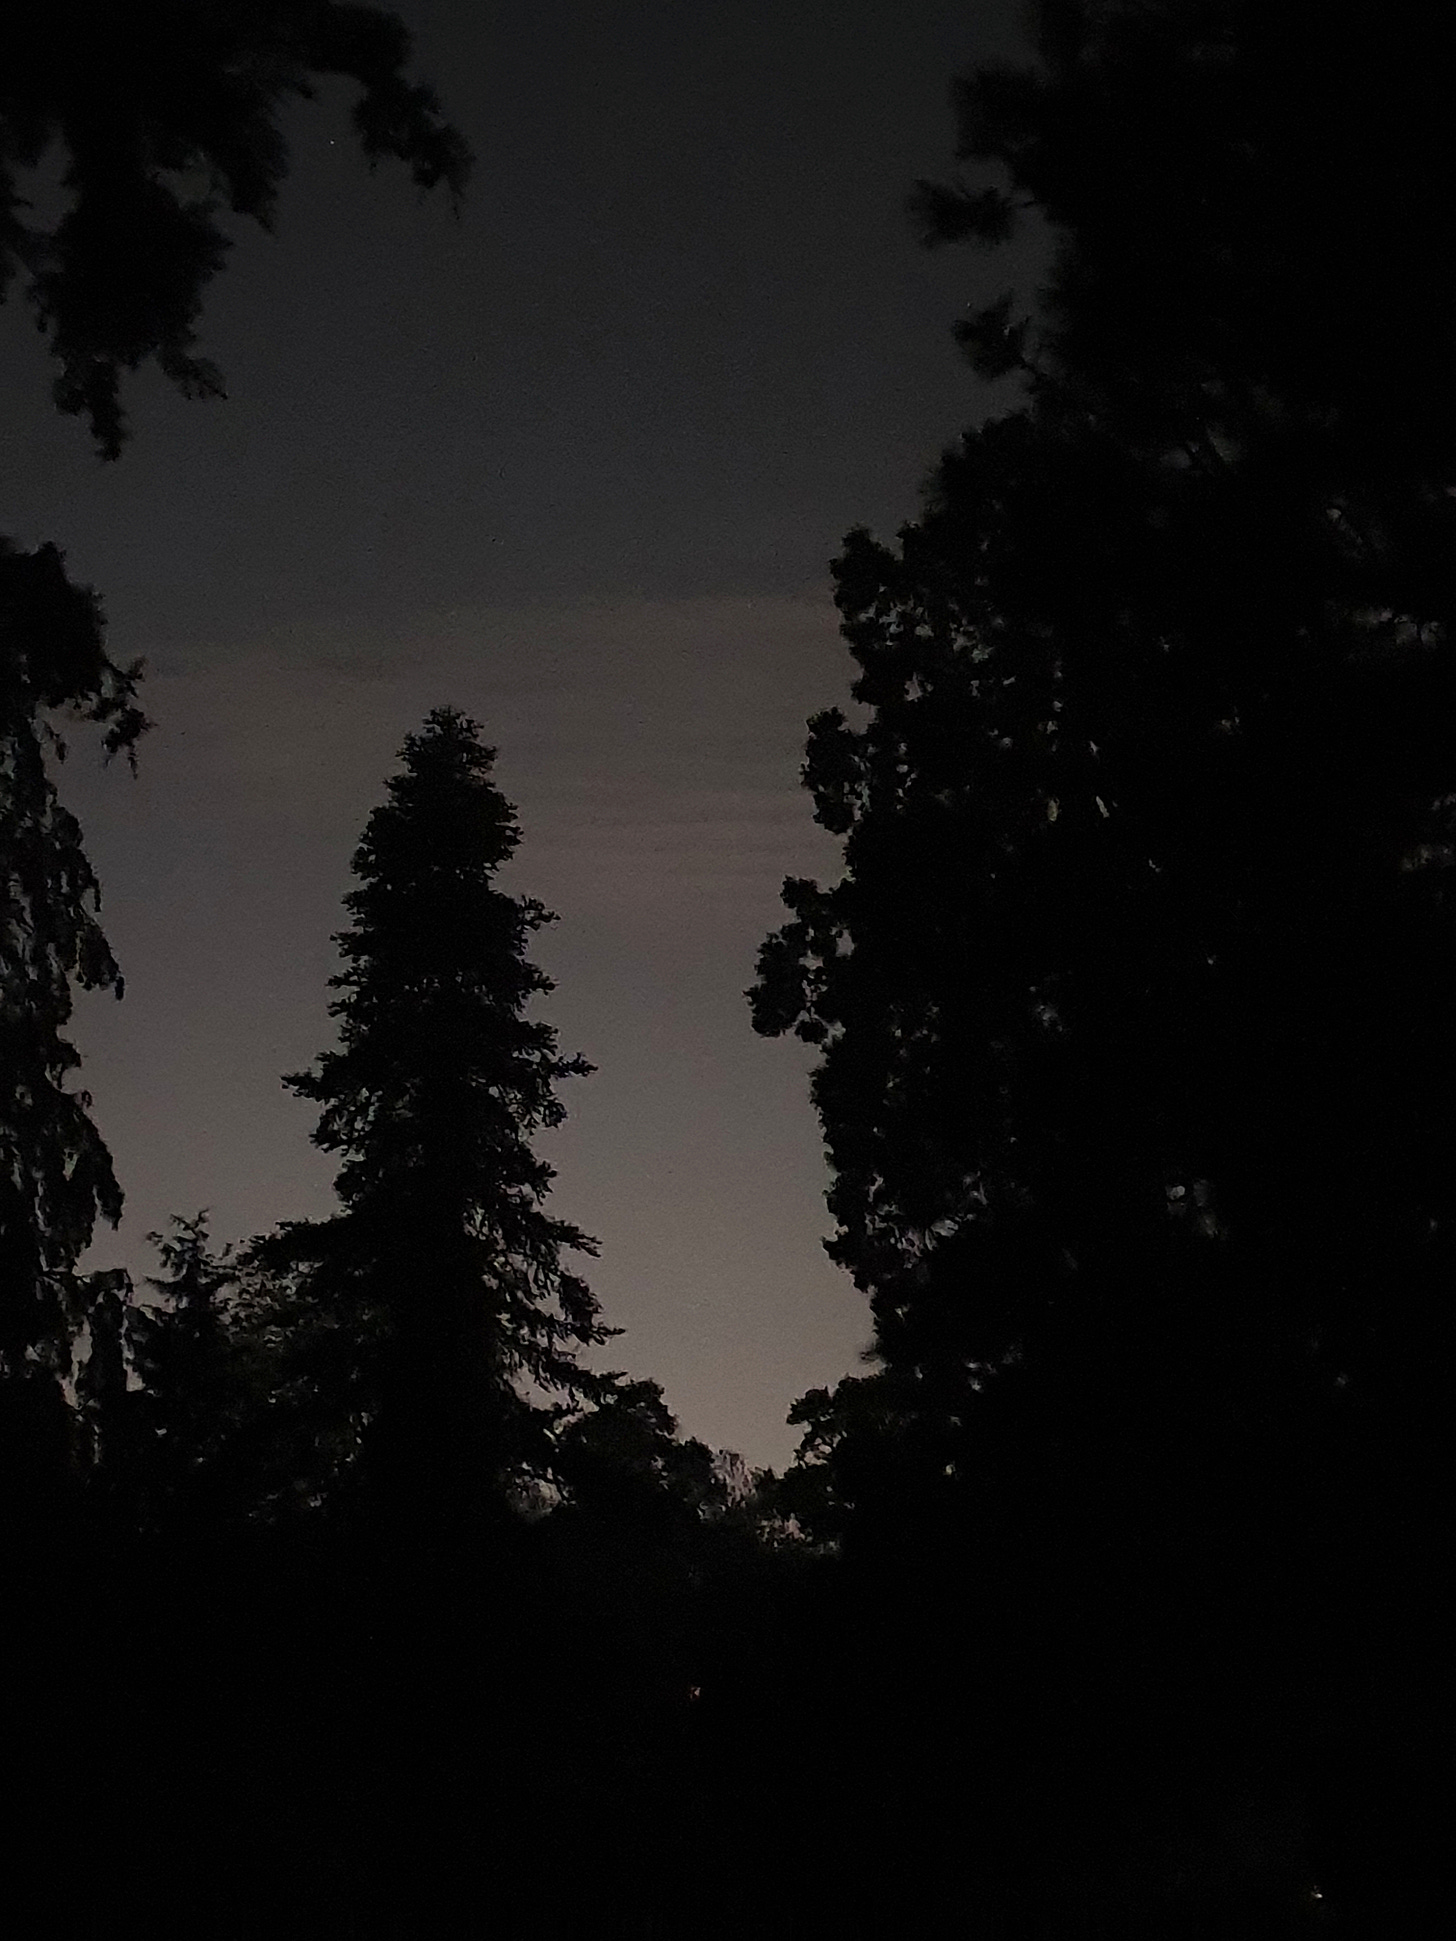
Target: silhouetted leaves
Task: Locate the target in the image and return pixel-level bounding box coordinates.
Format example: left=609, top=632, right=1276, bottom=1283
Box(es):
left=752, top=4, right=1456, bottom=1924
left=0, top=540, right=144, bottom=1489
left=761, top=0, right=1456, bottom=1544
left=8, top=6, right=1452, bottom=1928
left=1, top=0, right=471, bottom=454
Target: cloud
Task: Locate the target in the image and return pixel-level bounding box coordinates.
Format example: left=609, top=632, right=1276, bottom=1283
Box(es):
left=70, top=592, right=847, bottom=920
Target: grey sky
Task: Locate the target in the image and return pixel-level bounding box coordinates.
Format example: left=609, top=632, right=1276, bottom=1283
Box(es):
left=5, top=0, right=1030, bottom=1466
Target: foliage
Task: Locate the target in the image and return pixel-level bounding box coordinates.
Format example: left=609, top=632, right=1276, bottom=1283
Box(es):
left=764, top=10, right=1454, bottom=1923
left=911, top=0, right=1456, bottom=657
left=0, top=539, right=145, bottom=1465
left=249, top=708, right=616, bottom=1527
left=553, top=1377, right=717, bottom=1525
left=756, top=0, right=1456, bottom=1509
left=1, top=0, right=467, bottom=1491
left=123, top=1213, right=275, bottom=1525
left=1, top=0, right=471, bottom=455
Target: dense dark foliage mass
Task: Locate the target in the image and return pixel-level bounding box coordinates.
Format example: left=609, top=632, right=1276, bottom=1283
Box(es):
left=0, top=538, right=142, bottom=1500
left=1, top=0, right=470, bottom=455
left=0, top=0, right=466, bottom=1518
left=749, top=0, right=1454, bottom=1926
left=2, top=1, right=1452, bottom=1932
left=5, top=707, right=784, bottom=1931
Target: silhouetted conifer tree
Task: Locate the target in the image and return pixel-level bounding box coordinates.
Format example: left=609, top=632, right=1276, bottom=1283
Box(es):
left=112, top=1214, right=262, bottom=1531
left=0, top=540, right=144, bottom=1505
left=0, top=1, right=468, bottom=1510
left=251, top=709, right=615, bottom=1535
left=0, top=19, right=473, bottom=1927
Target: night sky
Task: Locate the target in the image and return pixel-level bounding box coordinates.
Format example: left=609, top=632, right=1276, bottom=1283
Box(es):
left=4, top=0, right=1030, bottom=1467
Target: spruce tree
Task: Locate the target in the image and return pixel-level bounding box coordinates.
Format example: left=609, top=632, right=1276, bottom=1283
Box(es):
left=252, top=709, right=614, bottom=1532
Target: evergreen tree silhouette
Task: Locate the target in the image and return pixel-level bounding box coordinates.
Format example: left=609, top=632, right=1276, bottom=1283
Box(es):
left=0, top=15, right=471, bottom=1924
left=0, top=539, right=144, bottom=1512
left=114, top=1213, right=263, bottom=1532
left=0, top=0, right=468, bottom=1508
left=251, top=709, right=616, bottom=1539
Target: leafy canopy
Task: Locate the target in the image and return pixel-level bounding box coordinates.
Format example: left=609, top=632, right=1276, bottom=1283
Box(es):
left=1, top=0, right=471, bottom=454
left=0, top=540, right=144, bottom=1393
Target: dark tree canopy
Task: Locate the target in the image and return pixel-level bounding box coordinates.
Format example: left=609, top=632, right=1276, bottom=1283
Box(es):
left=0, top=540, right=144, bottom=1470
left=751, top=13, right=1456, bottom=1709
left=911, top=0, right=1455, bottom=665
left=747, top=24, right=1455, bottom=1917
left=916, top=2, right=1453, bottom=441
left=760, top=0, right=1456, bottom=1463
left=103, top=1213, right=263, bottom=1530
left=549, top=1376, right=754, bottom=1540
left=1, top=0, right=471, bottom=455
left=252, top=708, right=616, bottom=1529
left=0, top=0, right=467, bottom=1494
